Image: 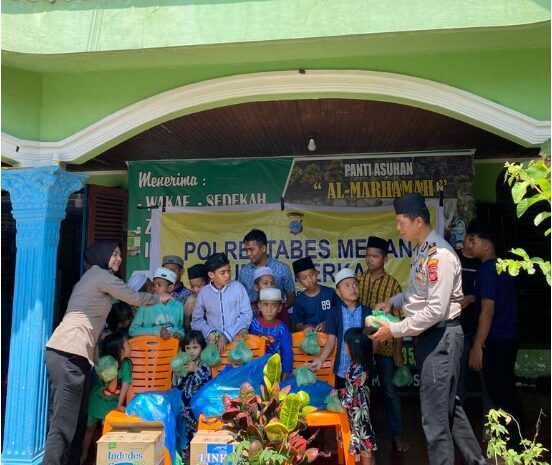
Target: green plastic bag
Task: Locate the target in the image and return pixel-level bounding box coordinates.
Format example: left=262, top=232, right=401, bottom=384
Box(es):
left=294, top=366, right=317, bottom=386
left=365, top=309, right=401, bottom=329
left=201, top=343, right=222, bottom=366
left=324, top=393, right=346, bottom=412
left=228, top=339, right=253, bottom=365
left=96, top=355, right=118, bottom=383
left=300, top=331, right=320, bottom=355
left=392, top=365, right=413, bottom=387
left=170, top=351, right=193, bottom=377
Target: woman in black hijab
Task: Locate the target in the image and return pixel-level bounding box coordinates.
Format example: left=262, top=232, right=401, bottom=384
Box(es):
left=43, top=240, right=172, bottom=465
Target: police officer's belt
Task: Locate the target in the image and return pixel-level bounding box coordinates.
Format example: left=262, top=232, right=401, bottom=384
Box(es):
left=434, top=318, right=461, bottom=329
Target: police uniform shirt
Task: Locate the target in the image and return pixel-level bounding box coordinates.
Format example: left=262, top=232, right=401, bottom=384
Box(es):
left=389, top=229, right=463, bottom=338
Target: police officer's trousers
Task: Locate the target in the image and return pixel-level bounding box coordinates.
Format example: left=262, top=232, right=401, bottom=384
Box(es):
left=414, top=324, right=486, bottom=465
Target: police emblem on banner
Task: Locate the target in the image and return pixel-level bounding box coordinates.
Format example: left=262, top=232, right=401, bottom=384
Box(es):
left=287, top=211, right=304, bottom=235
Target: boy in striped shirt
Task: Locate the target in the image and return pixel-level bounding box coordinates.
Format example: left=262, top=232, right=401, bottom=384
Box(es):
left=358, top=236, right=409, bottom=453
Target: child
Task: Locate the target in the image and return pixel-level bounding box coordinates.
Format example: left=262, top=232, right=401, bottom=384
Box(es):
left=162, top=255, right=192, bottom=303
left=191, top=253, right=253, bottom=354
left=184, top=264, right=209, bottom=333
left=94, top=301, right=134, bottom=365
left=80, top=333, right=133, bottom=464
left=249, top=288, right=293, bottom=379
left=466, top=221, right=521, bottom=448
left=308, top=268, right=372, bottom=388
left=106, top=301, right=134, bottom=336
left=177, top=330, right=212, bottom=455
left=292, top=257, right=338, bottom=332
left=128, top=272, right=153, bottom=294
left=338, top=327, right=377, bottom=465
left=251, top=266, right=290, bottom=328
left=129, top=267, right=185, bottom=339
left=357, top=236, right=408, bottom=452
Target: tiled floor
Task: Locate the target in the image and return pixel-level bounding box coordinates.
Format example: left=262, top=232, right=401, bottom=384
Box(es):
left=315, top=385, right=550, bottom=464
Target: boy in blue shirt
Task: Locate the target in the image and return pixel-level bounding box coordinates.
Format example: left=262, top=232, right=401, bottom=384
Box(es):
left=129, top=267, right=185, bottom=339
left=249, top=288, right=293, bottom=379
left=292, top=257, right=338, bottom=332
left=466, top=221, right=521, bottom=448
left=308, top=268, right=372, bottom=389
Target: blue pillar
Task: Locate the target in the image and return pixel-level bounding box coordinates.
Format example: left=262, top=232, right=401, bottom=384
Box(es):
left=2, top=166, right=87, bottom=465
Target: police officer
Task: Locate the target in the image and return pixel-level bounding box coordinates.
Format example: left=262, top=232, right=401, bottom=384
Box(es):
left=371, top=193, right=486, bottom=465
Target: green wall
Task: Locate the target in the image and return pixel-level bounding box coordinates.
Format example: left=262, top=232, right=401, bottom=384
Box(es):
left=474, top=162, right=505, bottom=203
left=2, top=0, right=549, bottom=54
left=1, top=68, right=42, bottom=141
left=3, top=44, right=550, bottom=142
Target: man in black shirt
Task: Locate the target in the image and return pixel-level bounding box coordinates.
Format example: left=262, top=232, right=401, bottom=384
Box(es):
left=456, top=235, right=482, bottom=403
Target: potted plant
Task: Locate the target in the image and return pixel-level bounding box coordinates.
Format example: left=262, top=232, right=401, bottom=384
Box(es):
left=222, top=354, right=319, bottom=465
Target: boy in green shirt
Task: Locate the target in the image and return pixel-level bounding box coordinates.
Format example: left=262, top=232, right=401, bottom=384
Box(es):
left=129, top=267, right=185, bottom=339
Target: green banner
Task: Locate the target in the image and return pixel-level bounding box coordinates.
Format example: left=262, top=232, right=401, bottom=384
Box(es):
left=126, top=158, right=294, bottom=276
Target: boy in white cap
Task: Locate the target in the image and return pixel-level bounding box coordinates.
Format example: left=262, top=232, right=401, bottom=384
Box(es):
left=249, top=288, right=293, bottom=379
left=127, top=272, right=153, bottom=294
left=308, top=268, right=372, bottom=389
left=129, top=267, right=185, bottom=339
left=251, top=266, right=291, bottom=328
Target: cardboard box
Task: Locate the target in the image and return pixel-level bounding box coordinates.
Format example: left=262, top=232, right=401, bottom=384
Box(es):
left=97, top=421, right=165, bottom=465
left=190, top=430, right=236, bottom=465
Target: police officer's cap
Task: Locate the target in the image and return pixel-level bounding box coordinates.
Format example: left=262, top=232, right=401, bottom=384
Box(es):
left=162, top=255, right=184, bottom=268
left=205, top=253, right=230, bottom=272
left=367, top=236, right=389, bottom=255
left=393, top=193, right=428, bottom=215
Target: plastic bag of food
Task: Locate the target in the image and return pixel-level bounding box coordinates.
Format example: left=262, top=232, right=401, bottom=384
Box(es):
left=95, top=355, right=118, bottom=383
left=365, top=309, right=401, bottom=329
left=300, top=331, right=320, bottom=355
left=392, top=365, right=413, bottom=387
left=294, top=366, right=317, bottom=386
left=228, top=339, right=253, bottom=365
left=200, top=343, right=222, bottom=366
left=324, top=393, right=346, bottom=412
left=170, top=351, right=192, bottom=377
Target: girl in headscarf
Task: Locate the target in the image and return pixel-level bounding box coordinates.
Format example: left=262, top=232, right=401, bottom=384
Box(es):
left=43, top=240, right=172, bottom=465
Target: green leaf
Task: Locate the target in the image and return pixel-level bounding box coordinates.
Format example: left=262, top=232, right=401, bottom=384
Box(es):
left=263, top=354, right=282, bottom=392
left=516, top=194, right=547, bottom=218
left=279, top=393, right=301, bottom=431
left=511, top=181, right=528, bottom=204
left=302, top=406, right=317, bottom=416
left=510, top=248, right=530, bottom=261
left=296, top=390, right=310, bottom=408
left=534, top=211, right=551, bottom=226
left=264, top=420, right=289, bottom=444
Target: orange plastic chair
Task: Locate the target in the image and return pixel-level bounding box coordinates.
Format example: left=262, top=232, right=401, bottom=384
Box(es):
left=210, top=333, right=267, bottom=377
left=102, top=336, right=179, bottom=465
left=292, top=331, right=354, bottom=465
left=292, top=331, right=335, bottom=386
left=126, top=335, right=180, bottom=402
